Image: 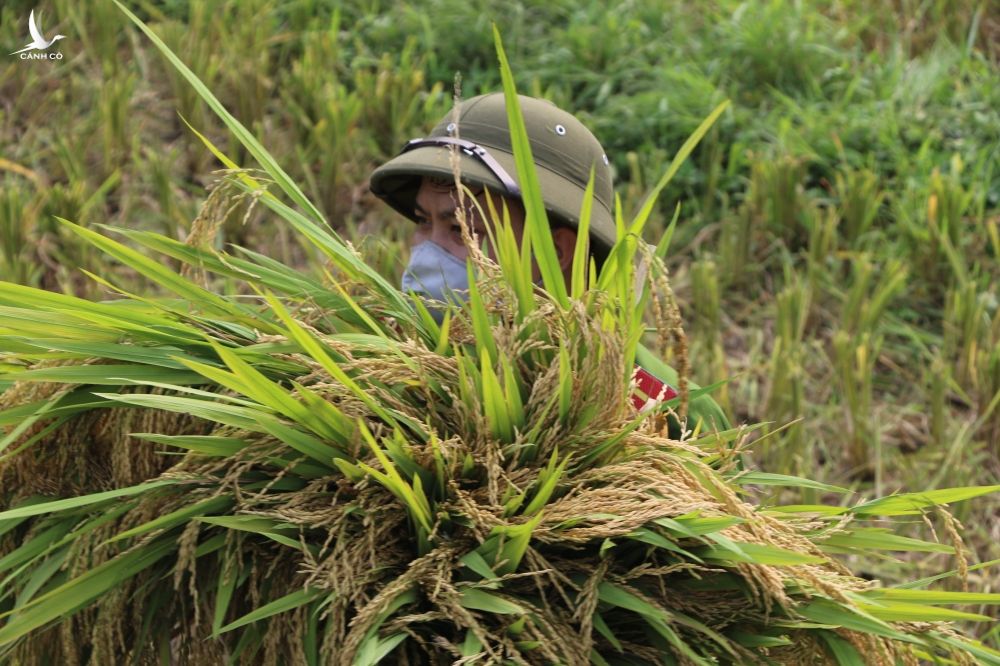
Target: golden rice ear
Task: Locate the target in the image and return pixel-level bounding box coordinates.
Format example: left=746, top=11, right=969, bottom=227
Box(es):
left=631, top=242, right=655, bottom=306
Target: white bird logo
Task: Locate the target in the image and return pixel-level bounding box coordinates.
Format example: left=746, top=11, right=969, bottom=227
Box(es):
left=10, top=9, right=65, bottom=56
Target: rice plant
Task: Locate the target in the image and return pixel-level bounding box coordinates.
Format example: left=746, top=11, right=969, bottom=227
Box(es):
left=1, top=5, right=999, bottom=664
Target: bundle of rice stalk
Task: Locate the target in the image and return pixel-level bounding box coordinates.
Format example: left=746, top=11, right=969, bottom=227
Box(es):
left=2, top=6, right=1000, bottom=665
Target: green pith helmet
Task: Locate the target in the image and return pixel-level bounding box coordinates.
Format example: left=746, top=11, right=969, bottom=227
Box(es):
left=369, top=93, right=616, bottom=258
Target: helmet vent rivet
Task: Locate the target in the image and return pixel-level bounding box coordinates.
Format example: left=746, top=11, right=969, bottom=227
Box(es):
left=446, top=122, right=457, bottom=134
left=554, top=124, right=567, bottom=136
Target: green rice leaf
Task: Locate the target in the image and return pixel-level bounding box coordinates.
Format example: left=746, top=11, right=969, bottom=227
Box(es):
left=493, top=25, right=567, bottom=308
left=557, top=342, right=572, bottom=425
left=13, top=547, right=69, bottom=611
left=215, top=586, right=326, bottom=635
left=461, top=630, right=483, bottom=657
left=0, top=536, right=176, bottom=645
left=598, top=581, right=668, bottom=619
left=0, top=387, right=66, bottom=457
left=354, top=586, right=418, bottom=663
left=356, top=422, right=433, bottom=533
left=264, top=292, right=402, bottom=430
left=131, top=433, right=249, bottom=457
left=198, top=516, right=304, bottom=552
left=381, top=429, right=426, bottom=482
left=764, top=504, right=851, bottom=516
left=208, top=343, right=341, bottom=437
left=697, top=541, right=825, bottom=566
left=1, top=503, right=136, bottom=585
left=467, top=263, right=498, bottom=363
left=241, top=185, right=414, bottom=317
left=0, top=282, right=192, bottom=338
left=819, top=630, right=867, bottom=665
left=798, top=598, right=908, bottom=641
left=304, top=595, right=321, bottom=666
left=61, top=219, right=263, bottom=326
left=863, top=588, right=1000, bottom=605
left=735, top=472, right=849, bottom=494
left=0, top=498, right=51, bottom=540
left=355, top=632, right=407, bottom=666
left=478, top=511, right=543, bottom=576
left=500, top=354, right=525, bottom=431
left=819, top=528, right=954, bottom=554
left=574, top=414, right=646, bottom=468
left=629, top=100, right=730, bottom=236
left=480, top=347, right=512, bottom=442
left=107, top=495, right=233, bottom=544
left=459, top=551, right=497, bottom=581
left=0, top=521, right=75, bottom=579
left=655, top=515, right=744, bottom=538
left=2, top=338, right=210, bottom=369
left=895, top=557, right=1000, bottom=590
left=481, top=193, right=535, bottom=320
left=0, top=481, right=173, bottom=521
left=592, top=611, right=622, bottom=652
left=459, top=588, right=525, bottom=615
left=589, top=649, right=611, bottom=666
left=571, top=167, right=596, bottom=300
left=178, top=113, right=264, bottom=182
left=1, top=364, right=205, bottom=386
left=323, top=267, right=397, bottom=340
left=654, top=205, right=680, bottom=262
left=257, top=414, right=343, bottom=465
left=0, top=306, right=121, bottom=342
left=211, top=551, right=244, bottom=635
left=852, top=485, right=1000, bottom=516
left=856, top=600, right=992, bottom=623
left=333, top=458, right=366, bottom=483
left=728, top=630, right=791, bottom=648
left=932, top=634, right=1000, bottom=666
left=522, top=450, right=569, bottom=516
left=627, top=528, right=702, bottom=561
left=644, top=614, right=714, bottom=665
left=94, top=392, right=276, bottom=431
left=180, top=111, right=413, bottom=322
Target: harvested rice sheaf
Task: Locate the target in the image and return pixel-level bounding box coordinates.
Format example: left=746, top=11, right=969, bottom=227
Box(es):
left=1, top=252, right=998, bottom=664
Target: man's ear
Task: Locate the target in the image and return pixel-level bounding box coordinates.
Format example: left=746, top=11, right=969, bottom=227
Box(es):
left=552, top=227, right=577, bottom=272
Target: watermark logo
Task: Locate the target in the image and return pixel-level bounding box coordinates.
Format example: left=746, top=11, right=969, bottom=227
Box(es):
left=10, top=9, right=65, bottom=60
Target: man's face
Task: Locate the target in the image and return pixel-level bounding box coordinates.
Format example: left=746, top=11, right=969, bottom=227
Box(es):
left=410, top=176, right=526, bottom=261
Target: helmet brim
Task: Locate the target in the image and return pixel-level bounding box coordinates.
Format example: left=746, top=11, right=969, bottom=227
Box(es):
left=370, top=143, right=616, bottom=255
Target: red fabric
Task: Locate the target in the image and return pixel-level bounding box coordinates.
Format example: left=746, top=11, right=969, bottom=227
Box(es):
left=631, top=365, right=678, bottom=411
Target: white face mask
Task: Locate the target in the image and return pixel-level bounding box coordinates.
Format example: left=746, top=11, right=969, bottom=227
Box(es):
left=401, top=239, right=551, bottom=323
left=401, top=240, right=471, bottom=322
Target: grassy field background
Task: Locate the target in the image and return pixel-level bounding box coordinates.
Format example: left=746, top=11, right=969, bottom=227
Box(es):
left=2, top=0, right=999, bottom=641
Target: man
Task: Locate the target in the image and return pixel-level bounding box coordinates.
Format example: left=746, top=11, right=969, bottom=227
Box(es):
left=370, top=93, right=729, bottom=435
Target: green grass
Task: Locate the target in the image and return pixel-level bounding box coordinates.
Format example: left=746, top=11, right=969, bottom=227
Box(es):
left=1, top=0, right=998, bottom=646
